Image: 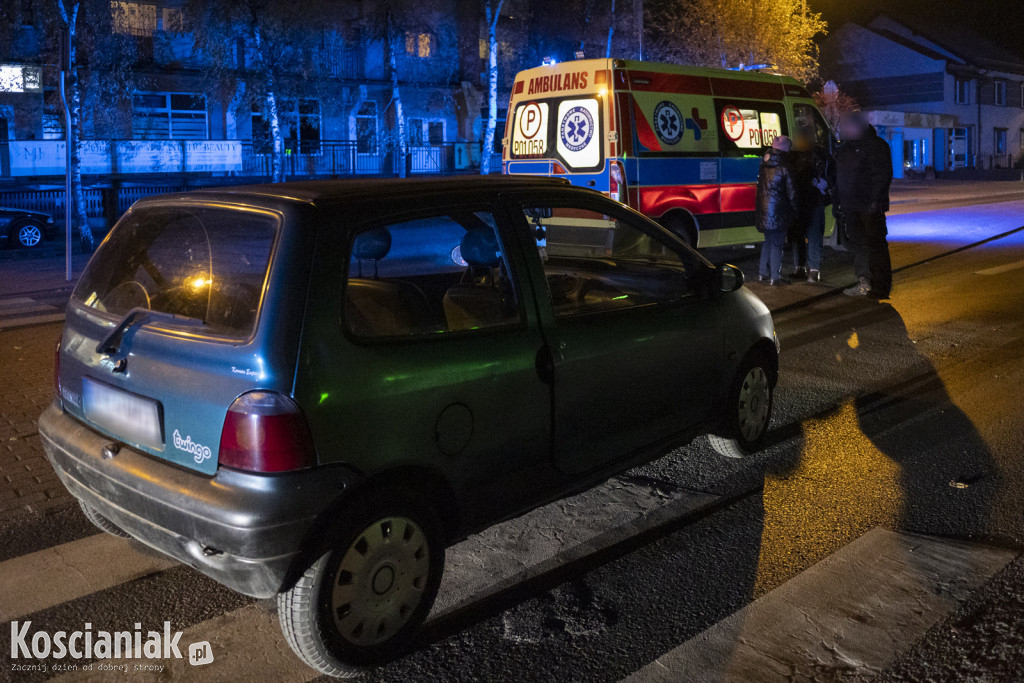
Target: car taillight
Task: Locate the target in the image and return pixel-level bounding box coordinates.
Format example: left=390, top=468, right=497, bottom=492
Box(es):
left=609, top=160, right=626, bottom=204
left=218, top=391, right=316, bottom=473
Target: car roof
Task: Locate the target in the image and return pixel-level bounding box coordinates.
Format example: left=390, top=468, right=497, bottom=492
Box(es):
left=162, top=175, right=574, bottom=207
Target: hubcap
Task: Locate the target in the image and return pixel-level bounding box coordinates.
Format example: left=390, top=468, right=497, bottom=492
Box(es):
left=737, top=367, right=771, bottom=443
left=19, top=225, right=42, bottom=247
left=330, top=516, right=430, bottom=647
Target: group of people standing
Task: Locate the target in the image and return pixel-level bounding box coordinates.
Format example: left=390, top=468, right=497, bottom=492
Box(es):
left=755, top=111, right=894, bottom=300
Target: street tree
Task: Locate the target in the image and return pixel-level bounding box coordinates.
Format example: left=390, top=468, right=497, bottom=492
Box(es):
left=480, top=0, right=505, bottom=175
left=814, top=81, right=859, bottom=131
left=183, top=0, right=338, bottom=183
left=648, top=0, right=827, bottom=82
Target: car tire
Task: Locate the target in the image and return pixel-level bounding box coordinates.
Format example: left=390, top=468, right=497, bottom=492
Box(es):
left=15, top=221, right=45, bottom=249
left=708, top=352, right=774, bottom=458
left=79, top=499, right=132, bottom=538
left=659, top=212, right=698, bottom=248
left=278, top=489, right=445, bottom=678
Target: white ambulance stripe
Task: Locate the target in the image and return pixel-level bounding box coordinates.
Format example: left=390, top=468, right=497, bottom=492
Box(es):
left=0, top=533, right=177, bottom=622
left=624, top=528, right=1016, bottom=683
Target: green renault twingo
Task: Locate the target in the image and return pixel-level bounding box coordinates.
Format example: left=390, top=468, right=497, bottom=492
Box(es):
left=40, top=176, right=777, bottom=677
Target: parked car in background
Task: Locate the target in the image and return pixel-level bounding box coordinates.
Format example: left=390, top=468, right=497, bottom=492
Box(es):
left=40, top=176, right=778, bottom=677
left=0, top=207, right=55, bottom=248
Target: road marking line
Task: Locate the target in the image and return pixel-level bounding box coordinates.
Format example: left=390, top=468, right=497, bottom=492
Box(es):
left=0, top=312, right=66, bottom=331
left=975, top=259, right=1024, bottom=275
left=0, top=533, right=178, bottom=622
left=0, top=297, right=37, bottom=308
left=624, top=528, right=1016, bottom=683
left=0, top=304, right=57, bottom=317
left=33, top=479, right=717, bottom=680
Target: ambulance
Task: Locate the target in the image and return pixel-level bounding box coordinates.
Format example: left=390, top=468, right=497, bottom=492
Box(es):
left=502, top=58, right=836, bottom=248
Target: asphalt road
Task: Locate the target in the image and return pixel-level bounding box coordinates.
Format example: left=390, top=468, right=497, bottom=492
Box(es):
left=1, top=199, right=1023, bottom=681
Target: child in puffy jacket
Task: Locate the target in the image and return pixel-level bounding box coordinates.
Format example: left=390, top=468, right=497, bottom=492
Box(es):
left=756, top=135, right=799, bottom=285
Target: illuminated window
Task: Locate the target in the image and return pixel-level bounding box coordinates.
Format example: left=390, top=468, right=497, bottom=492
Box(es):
left=994, top=80, right=1007, bottom=107
left=405, top=32, right=432, bottom=58
left=479, top=39, right=488, bottom=59
left=994, top=128, right=1007, bottom=155
left=110, top=2, right=157, bottom=37
left=133, top=92, right=207, bottom=139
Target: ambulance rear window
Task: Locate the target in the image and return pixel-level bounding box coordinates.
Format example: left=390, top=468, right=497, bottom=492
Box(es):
left=510, top=97, right=603, bottom=171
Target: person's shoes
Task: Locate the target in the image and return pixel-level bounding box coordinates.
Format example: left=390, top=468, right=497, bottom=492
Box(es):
left=844, top=277, right=870, bottom=296
left=758, top=274, right=770, bottom=282
left=806, top=269, right=821, bottom=283
left=770, top=278, right=789, bottom=286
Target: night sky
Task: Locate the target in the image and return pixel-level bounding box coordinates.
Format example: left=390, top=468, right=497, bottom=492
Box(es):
left=809, top=0, right=1024, bottom=59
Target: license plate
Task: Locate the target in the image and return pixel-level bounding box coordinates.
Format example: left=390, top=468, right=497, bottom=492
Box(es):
left=82, top=378, right=163, bottom=448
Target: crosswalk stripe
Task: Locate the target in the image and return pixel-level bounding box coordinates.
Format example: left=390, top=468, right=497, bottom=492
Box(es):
left=0, top=533, right=178, bottom=622
left=0, top=297, right=36, bottom=309
left=0, top=304, right=55, bottom=316
left=0, top=312, right=65, bottom=330
left=623, top=528, right=1017, bottom=683
left=21, top=478, right=717, bottom=680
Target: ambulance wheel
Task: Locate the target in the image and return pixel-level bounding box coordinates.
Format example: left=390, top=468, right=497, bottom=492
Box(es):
left=659, top=213, right=697, bottom=248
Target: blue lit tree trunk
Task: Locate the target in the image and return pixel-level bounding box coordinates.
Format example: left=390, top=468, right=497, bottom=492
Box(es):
left=253, top=24, right=285, bottom=182
left=386, top=11, right=408, bottom=179
left=605, top=0, right=616, bottom=58
left=56, top=0, right=95, bottom=249
left=480, top=0, right=504, bottom=176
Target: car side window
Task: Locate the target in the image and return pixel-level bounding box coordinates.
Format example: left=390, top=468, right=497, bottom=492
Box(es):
left=522, top=204, right=694, bottom=318
left=344, top=210, right=521, bottom=338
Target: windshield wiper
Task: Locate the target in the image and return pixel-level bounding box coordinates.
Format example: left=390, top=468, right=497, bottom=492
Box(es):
left=96, top=307, right=205, bottom=355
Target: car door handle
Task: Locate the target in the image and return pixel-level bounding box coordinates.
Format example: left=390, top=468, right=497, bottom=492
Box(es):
left=535, top=345, right=555, bottom=385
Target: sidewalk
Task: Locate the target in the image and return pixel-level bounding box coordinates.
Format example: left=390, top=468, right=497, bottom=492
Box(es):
left=889, top=179, right=1023, bottom=213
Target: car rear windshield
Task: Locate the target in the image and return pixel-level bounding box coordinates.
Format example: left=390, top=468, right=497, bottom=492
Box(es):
left=73, top=204, right=279, bottom=338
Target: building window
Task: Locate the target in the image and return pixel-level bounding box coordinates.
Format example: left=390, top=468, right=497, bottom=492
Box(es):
left=132, top=92, right=207, bottom=139
left=994, top=128, right=1008, bottom=155
left=405, top=32, right=432, bottom=58
left=994, top=80, right=1007, bottom=107
left=110, top=2, right=157, bottom=37
left=251, top=99, right=321, bottom=154
left=161, top=7, right=184, bottom=32
left=408, top=119, right=445, bottom=146
left=1020, top=84, right=1024, bottom=108
left=356, top=102, right=378, bottom=154
left=954, top=78, right=971, bottom=105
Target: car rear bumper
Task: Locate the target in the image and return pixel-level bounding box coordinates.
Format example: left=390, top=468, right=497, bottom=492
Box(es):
left=39, top=401, right=358, bottom=598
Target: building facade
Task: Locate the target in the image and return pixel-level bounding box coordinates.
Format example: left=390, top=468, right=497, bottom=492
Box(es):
left=0, top=0, right=645, bottom=187
left=820, top=15, right=1024, bottom=178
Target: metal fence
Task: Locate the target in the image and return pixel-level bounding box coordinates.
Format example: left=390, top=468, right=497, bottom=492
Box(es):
left=0, top=140, right=488, bottom=182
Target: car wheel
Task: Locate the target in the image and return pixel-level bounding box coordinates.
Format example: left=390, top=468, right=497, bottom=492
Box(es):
left=659, top=212, right=698, bottom=248
left=708, top=352, right=774, bottom=458
left=79, top=499, right=132, bottom=538
left=16, top=221, right=44, bottom=248
left=278, top=490, right=445, bottom=677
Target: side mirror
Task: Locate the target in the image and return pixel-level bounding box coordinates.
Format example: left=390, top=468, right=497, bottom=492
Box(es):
left=717, top=264, right=744, bottom=293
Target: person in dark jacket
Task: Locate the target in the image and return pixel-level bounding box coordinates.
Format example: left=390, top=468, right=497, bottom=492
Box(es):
left=792, top=134, right=836, bottom=282
left=835, top=112, right=893, bottom=298
left=756, top=135, right=799, bottom=285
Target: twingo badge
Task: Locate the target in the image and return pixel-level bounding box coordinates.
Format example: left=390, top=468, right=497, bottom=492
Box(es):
left=172, top=429, right=213, bottom=464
